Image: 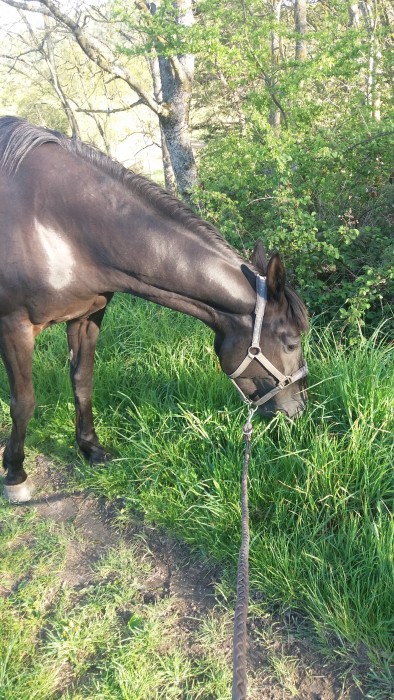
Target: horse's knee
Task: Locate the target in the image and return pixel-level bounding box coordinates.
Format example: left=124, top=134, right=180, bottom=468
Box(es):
left=10, top=393, right=35, bottom=424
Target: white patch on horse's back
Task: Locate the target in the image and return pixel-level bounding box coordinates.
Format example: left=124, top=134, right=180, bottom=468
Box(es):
left=35, top=219, right=75, bottom=290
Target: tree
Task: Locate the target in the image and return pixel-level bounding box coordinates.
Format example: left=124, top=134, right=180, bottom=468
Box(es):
left=189, top=0, right=394, bottom=332
left=0, top=6, right=137, bottom=153
left=294, top=0, right=307, bottom=61
left=130, top=0, right=197, bottom=196
left=269, top=0, right=283, bottom=128
left=33, top=14, right=80, bottom=137
left=0, top=0, right=198, bottom=199
left=360, top=0, right=383, bottom=121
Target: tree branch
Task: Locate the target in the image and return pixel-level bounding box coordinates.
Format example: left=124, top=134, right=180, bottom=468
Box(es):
left=74, top=101, right=143, bottom=114
left=0, top=0, right=50, bottom=14
left=134, top=0, right=191, bottom=86
left=344, top=129, right=394, bottom=151
left=0, top=0, right=167, bottom=117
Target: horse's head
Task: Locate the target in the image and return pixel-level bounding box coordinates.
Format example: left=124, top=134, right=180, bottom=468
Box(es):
left=216, top=242, right=309, bottom=419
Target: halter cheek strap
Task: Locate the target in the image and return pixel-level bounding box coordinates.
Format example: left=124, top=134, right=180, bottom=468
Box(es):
left=227, top=275, right=308, bottom=407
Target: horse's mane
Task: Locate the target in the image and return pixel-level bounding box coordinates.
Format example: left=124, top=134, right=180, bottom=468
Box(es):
left=0, top=116, right=236, bottom=256
left=284, top=286, right=309, bottom=333
left=0, top=116, right=308, bottom=331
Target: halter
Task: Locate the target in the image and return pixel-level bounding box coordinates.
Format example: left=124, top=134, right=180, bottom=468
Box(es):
left=227, top=275, right=308, bottom=408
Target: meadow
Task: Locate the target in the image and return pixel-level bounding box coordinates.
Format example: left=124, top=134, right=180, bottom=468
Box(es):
left=0, top=295, right=393, bottom=698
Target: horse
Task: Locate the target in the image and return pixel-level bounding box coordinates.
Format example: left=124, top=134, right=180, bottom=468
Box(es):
left=0, top=116, right=308, bottom=503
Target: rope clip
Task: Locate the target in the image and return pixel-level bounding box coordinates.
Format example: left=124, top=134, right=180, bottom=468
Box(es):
left=242, top=406, right=258, bottom=438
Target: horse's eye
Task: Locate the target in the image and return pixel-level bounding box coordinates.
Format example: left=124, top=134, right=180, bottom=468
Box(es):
left=287, top=342, right=300, bottom=352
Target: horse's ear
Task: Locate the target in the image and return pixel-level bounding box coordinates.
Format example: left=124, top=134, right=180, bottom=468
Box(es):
left=251, top=240, right=268, bottom=274
left=266, top=253, right=286, bottom=301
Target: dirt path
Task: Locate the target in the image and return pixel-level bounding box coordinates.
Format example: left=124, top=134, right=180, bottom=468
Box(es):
left=6, top=454, right=366, bottom=699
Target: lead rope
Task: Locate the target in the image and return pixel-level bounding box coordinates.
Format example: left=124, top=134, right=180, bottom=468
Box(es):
left=232, top=405, right=257, bottom=700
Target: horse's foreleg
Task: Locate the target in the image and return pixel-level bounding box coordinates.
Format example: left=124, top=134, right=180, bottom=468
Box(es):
left=0, top=317, right=35, bottom=501
left=67, top=304, right=111, bottom=464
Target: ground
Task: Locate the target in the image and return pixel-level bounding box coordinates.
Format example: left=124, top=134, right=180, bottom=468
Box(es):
left=1, top=453, right=369, bottom=699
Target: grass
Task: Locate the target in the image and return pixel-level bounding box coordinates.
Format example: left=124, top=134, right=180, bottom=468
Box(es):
left=0, top=503, right=233, bottom=699
left=0, top=294, right=393, bottom=697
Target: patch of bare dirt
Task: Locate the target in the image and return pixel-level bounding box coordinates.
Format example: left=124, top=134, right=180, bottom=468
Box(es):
left=4, top=455, right=371, bottom=699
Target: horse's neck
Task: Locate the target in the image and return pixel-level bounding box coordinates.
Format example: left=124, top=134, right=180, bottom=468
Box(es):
left=82, top=193, right=256, bottom=331
left=37, top=156, right=256, bottom=331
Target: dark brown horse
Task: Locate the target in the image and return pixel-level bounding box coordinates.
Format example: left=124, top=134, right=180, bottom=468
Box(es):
left=0, top=117, right=308, bottom=502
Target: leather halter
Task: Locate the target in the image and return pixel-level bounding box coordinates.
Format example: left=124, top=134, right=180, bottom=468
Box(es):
left=228, top=275, right=308, bottom=408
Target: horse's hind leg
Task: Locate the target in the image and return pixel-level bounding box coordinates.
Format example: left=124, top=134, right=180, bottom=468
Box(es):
left=0, top=317, right=35, bottom=502
left=67, top=301, right=112, bottom=464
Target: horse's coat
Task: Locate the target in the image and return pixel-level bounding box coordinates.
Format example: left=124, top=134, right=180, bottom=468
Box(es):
left=35, top=220, right=76, bottom=290
left=0, top=116, right=308, bottom=501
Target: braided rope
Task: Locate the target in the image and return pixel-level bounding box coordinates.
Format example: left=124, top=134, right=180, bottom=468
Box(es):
left=232, top=410, right=255, bottom=700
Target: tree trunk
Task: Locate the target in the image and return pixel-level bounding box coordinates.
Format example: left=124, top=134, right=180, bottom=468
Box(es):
left=42, top=16, right=80, bottom=138
left=160, top=122, right=177, bottom=195
left=158, top=54, right=197, bottom=200
left=147, top=0, right=198, bottom=201
left=361, top=1, right=382, bottom=121
left=148, top=54, right=177, bottom=195
left=348, top=2, right=360, bottom=28
left=379, top=0, right=394, bottom=102
left=294, top=0, right=307, bottom=61
left=269, top=0, right=282, bottom=129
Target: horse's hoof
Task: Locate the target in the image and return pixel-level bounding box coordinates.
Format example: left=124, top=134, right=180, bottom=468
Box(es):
left=89, top=449, right=113, bottom=465
left=3, top=477, right=35, bottom=503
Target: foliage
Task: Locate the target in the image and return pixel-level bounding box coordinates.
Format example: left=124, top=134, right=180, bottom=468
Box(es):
left=195, top=122, right=394, bottom=334
left=190, top=0, right=394, bottom=335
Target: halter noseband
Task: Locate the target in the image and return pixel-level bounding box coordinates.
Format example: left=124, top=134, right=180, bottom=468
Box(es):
left=227, top=275, right=308, bottom=408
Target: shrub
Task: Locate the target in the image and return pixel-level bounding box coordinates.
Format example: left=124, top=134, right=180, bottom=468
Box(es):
left=195, top=124, right=394, bottom=336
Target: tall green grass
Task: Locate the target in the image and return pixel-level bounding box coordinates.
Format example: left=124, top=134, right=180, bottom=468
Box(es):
left=0, top=295, right=392, bottom=688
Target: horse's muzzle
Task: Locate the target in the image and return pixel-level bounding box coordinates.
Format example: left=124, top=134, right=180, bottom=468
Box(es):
left=258, top=396, right=306, bottom=420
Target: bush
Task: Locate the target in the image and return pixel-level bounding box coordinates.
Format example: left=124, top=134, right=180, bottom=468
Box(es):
left=195, top=123, right=394, bottom=336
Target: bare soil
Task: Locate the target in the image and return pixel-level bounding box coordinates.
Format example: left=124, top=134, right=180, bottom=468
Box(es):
left=6, top=454, right=368, bottom=699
